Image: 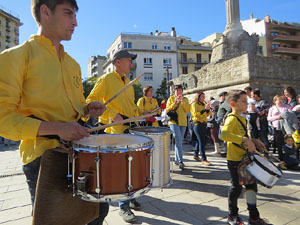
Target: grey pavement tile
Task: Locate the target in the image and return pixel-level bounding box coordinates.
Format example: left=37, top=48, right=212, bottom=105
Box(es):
left=255, top=201, right=298, bottom=225
left=1, top=195, right=31, bottom=210
left=7, top=183, right=28, bottom=192
left=0, top=189, right=29, bottom=201
left=0, top=205, right=31, bottom=223
left=0, top=186, right=8, bottom=194
left=0, top=216, right=31, bottom=225
left=287, top=217, right=300, bottom=225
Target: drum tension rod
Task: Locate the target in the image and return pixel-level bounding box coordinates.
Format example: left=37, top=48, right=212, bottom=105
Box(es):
left=127, top=154, right=133, bottom=192
left=95, top=149, right=101, bottom=194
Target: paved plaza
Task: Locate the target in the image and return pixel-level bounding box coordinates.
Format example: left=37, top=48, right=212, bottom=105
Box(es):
left=0, top=143, right=300, bottom=225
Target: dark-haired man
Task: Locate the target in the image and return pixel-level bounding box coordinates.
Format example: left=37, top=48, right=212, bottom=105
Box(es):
left=0, top=0, right=108, bottom=224
left=251, top=89, right=270, bottom=151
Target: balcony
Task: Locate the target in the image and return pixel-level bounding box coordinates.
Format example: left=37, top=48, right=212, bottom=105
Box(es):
left=272, top=34, right=300, bottom=43
left=273, top=47, right=300, bottom=56
left=179, top=58, right=208, bottom=65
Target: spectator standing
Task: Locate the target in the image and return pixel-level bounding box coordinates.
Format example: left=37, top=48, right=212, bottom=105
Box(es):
left=283, top=87, right=297, bottom=108
left=251, top=89, right=270, bottom=151
left=267, top=95, right=291, bottom=161
left=166, top=85, right=190, bottom=169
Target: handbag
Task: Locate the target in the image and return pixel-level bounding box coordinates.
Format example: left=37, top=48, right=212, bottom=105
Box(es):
left=167, top=104, right=180, bottom=124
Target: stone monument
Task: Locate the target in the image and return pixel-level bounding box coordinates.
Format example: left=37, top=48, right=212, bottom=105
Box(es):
left=211, top=0, right=259, bottom=63
left=169, top=0, right=300, bottom=103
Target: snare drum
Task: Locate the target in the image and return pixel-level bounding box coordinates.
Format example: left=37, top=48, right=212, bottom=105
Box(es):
left=129, top=127, right=172, bottom=188
left=246, top=154, right=283, bottom=188
left=72, top=134, right=154, bottom=202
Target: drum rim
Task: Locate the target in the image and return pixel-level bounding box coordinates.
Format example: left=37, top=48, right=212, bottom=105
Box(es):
left=129, top=126, right=172, bottom=135
left=72, top=134, right=154, bottom=152
left=251, top=154, right=283, bottom=178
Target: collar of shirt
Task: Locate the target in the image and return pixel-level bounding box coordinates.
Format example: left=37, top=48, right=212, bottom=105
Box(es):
left=30, top=35, right=65, bottom=60
left=112, top=70, right=129, bottom=83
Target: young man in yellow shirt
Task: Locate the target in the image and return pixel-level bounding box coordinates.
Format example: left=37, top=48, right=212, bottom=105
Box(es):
left=0, top=1, right=107, bottom=224
left=87, top=49, right=141, bottom=223
left=221, top=90, right=270, bottom=225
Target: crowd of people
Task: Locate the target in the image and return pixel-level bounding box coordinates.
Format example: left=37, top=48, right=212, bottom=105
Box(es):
left=0, top=1, right=299, bottom=225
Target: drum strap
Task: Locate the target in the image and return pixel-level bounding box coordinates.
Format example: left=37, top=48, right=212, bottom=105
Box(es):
left=227, top=114, right=248, bottom=152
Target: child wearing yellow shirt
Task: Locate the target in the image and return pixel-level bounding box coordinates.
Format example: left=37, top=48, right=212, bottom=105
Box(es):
left=221, top=90, right=270, bottom=225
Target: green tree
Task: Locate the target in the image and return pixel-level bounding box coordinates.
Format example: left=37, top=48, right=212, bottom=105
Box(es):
left=133, top=81, right=143, bottom=103
left=82, top=76, right=98, bottom=98
left=156, top=78, right=169, bottom=104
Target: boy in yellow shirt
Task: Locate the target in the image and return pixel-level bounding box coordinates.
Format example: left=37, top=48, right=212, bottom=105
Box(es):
left=221, top=90, right=271, bottom=225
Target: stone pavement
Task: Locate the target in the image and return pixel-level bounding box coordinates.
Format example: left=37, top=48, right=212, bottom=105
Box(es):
left=0, top=143, right=300, bottom=225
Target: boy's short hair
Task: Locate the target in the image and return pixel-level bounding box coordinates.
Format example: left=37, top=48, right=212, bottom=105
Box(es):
left=174, top=84, right=183, bottom=90
left=226, top=90, right=247, bottom=103
left=252, top=89, right=261, bottom=97
left=284, top=134, right=293, bottom=141
left=244, top=86, right=252, bottom=92
left=31, top=0, right=79, bottom=24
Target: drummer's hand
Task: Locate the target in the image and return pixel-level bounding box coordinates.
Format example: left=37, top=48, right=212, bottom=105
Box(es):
left=85, top=101, right=106, bottom=118
left=57, top=122, right=89, bottom=141
left=113, top=113, right=123, bottom=122
left=251, top=138, right=266, bottom=152
left=242, top=137, right=256, bottom=153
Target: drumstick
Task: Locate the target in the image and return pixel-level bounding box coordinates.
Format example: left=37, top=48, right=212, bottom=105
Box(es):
left=87, top=108, right=160, bottom=133
left=259, top=148, right=281, bottom=163
left=103, top=73, right=144, bottom=106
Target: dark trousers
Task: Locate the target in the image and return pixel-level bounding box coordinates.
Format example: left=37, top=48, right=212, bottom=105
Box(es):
left=258, top=128, right=269, bottom=150
left=193, top=122, right=207, bottom=160
left=227, top=161, right=259, bottom=220
left=23, top=157, right=109, bottom=224
left=274, top=129, right=284, bottom=161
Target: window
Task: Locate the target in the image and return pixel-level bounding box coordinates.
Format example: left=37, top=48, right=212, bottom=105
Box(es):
left=196, top=54, right=202, bottom=63
left=144, top=73, right=153, bottom=81
left=181, top=53, right=187, bottom=62
left=272, top=44, right=280, bottom=49
left=259, top=46, right=263, bottom=55
left=163, top=58, right=171, bottom=66
left=144, top=58, right=152, bottom=65
left=164, top=45, right=171, bottom=50
left=152, top=44, right=157, bottom=50
left=123, top=42, right=132, bottom=49
left=208, top=54, right=211, bottom=62
left=164, top=73, right=172, bottom=81
left=270, top=31, right=279, bottom=36
left=0, top=31, right=1, bottom=36
left=182, top=66, right=188, bottom=74
left=118, top=43, right=122, bottom=49
left=112, top=49, right=115, bottom=57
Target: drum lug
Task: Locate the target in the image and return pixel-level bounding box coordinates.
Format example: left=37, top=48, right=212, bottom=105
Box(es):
left=95, top=155, right=101, bottom=194
left=128, top=155, right=133, bottom=192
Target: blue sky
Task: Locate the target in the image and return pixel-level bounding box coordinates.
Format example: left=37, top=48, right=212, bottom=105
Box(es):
left=1, top=0, right=300, bottom=79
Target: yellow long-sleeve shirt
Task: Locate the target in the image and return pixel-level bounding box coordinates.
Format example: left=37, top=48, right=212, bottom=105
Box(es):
left=166, top=95, right=190, bottom=126
left=86, top=71, right=137, bottom=134
left=0, top=35, right=86, bottom=165
left=220, top=113, right=248, bottom=161
left=190, top=102, right=211, bottom=123
left=137, top=97, right=160, bottom=127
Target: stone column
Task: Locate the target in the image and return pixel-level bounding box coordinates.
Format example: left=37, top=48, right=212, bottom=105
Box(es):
left=224, top=0, right=243, bottom=37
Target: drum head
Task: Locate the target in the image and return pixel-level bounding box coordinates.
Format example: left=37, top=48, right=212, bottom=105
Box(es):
left=253, top=154, right=283, bottom=177
left=129, top=126, right=171, bottom=135
left=73, top=134, right=153, bottom=153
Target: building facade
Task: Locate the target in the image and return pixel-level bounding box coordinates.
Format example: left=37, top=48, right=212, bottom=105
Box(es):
left=241, top=14, right=300, bottom=60
left=103, top=28, right=178, bottom=93
left=177, top=37, right=212, bottom=75
left=87, top=55, right=107, bottom=79
left=0, top=6, right=22, bottom=52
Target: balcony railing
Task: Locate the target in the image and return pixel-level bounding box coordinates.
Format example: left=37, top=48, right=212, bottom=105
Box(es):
left=272, top=34, right=300, bottom=42
left=273, top=47, right=300, bottom=55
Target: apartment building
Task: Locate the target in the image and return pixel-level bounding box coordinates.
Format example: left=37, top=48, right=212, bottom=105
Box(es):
left=0, top=6, right=22, bottom=52
left=177, top=37, right=212, bottom=75
left=87, top=55, right=107, bottom=78
left=103, top=28, right=178, bottom=93
left=242, top=14, right=300, bottom=60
